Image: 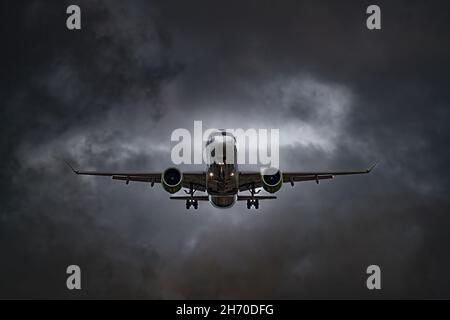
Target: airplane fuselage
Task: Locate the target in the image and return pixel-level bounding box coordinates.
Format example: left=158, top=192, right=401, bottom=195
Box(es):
left=206, top=131, right=239, bottom=208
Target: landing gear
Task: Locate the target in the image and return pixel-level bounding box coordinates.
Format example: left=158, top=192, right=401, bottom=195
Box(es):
left=246, top=183, right=260, bottom=210
left=246, top=199, right=259, bottom=209
left=186, top=199, right=198, bottom=210
left=185, top=184, right=199, bottom=210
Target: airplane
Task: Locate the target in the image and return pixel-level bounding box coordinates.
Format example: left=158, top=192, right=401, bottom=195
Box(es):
left=68, top=130, right=377, bottom=210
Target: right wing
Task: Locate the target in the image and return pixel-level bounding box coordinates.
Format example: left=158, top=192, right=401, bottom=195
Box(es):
left=67, top=163, right=206, bottom=191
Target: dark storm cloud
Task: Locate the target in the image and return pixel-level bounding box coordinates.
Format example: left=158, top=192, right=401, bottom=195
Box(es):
left=1, top=0, right=182, bottom=299
left=1, top=0, right=450, bottom=299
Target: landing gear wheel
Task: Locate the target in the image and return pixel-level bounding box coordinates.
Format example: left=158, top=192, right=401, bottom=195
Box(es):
left=184, top=184, right=200, bottom=210
left=246, top=183, right=261, bottom=210
left=246, top=199, right=260, bottom=209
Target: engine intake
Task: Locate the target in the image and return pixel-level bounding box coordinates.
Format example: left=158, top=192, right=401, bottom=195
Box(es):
left=261, top=168, right=283, bottom=193
left=162, top=168, right=182, bottom=194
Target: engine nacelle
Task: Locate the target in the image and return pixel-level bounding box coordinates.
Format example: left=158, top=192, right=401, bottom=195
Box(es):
left=161, top=168, right=182, bottom=194
left=261, top=168, right=283, bottom=193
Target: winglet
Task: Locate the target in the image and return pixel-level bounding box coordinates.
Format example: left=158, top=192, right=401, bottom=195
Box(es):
left=366, top=161, right=379, bottom=173
left=64, top=161, right=79, bottom=174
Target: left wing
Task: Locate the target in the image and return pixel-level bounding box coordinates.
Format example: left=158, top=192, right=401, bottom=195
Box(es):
left=67, top=163, right=206, bottom=191
left=239, top=162, right=377, bottom=191
left=282, top=162, right=377, bottom=186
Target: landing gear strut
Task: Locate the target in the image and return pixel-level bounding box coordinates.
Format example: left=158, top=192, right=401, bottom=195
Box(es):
left=246, top=183, right=260, bottom=210
left=185, top=184, right=199, bottom=210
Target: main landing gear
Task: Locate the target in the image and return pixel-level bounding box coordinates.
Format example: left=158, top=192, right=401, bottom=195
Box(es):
left=186, top=199, right=198, bottom=210
left=246, top=183, right=260, bottom=210
left=185, top=184, right=199, bottom=210
left=246, top=199, right=259, bottom=209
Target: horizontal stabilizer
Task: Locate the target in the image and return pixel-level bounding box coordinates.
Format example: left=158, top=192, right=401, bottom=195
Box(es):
left=170, top=196, right=209, bottom=201
left=237, top=195, right=277, bottom=201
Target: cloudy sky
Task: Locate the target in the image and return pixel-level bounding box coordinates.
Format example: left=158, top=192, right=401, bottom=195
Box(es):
left=1, top=0, right=449, bottom=299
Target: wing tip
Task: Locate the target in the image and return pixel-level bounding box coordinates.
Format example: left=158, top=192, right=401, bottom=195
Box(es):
left=64, top=160, right=79, bottom=174
left=367, top=160, right=379, bottom=173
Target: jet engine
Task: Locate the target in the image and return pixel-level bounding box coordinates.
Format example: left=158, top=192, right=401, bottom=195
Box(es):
left=261, top=168, right=283, bottom=193
left=161, top=168, right=182, bottom=193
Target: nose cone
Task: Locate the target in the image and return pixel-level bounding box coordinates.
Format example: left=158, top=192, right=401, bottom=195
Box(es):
left=210, top=195, right=236, bottom=208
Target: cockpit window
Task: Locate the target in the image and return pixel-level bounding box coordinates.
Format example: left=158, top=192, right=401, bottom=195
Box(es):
left=207, top=131, right=236, bottom=142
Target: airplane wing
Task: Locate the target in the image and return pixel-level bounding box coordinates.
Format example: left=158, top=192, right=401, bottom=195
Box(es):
left=67, top=163, right=207, bottom=191
left=239, top=162, right=377, bottom=191
left=181, top=172, right=207, bottom=191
